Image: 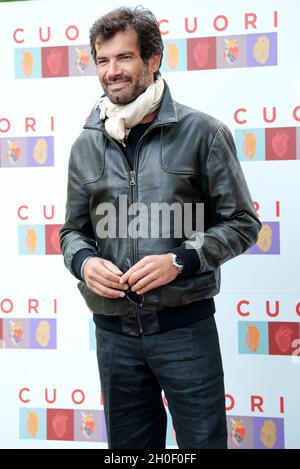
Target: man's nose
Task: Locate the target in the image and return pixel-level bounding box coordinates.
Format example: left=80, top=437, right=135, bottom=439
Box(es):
left=107, top=60, right=121, bottom=79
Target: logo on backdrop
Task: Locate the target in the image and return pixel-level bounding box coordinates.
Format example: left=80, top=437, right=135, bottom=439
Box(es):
left=19, top=408, right=107, bottom=442
left=19, top=406, right=176, bottom=446
left=161, top=32, right=277, bottom=72
left=14, top=32, right=277, bottom=79
left=18, top=224, right=62, bottom=256
left=0, top=136, right=54, bottom=168
left=0, top=116, right=55, bottom=168
left=18, top=388, right=285, bottom=448
left=12, top=10, right=278, bottom=78
left=235, top=126, right=300, bottom=162
left=17, top=205, right=62, bottom=255
left=236, top=296, right=300, bottom=358
left=238, top=321, right=300, bottom=356
left=0, top=318, right=57, bottom=349
left=15, top=46, right=97, bottom=79
left=246, top=221, right=280, bottom=255
left=227, top=416, right=284, bottom=449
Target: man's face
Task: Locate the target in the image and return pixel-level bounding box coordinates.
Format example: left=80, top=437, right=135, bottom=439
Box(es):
left=95, top=28, right=160, bottom=104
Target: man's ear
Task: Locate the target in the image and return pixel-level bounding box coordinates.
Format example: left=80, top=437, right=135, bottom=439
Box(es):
left=148, top=53, right=162, bottom=75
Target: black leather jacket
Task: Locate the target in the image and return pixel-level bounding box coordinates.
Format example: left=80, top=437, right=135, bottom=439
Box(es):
left=60, top=82, right=261, bottom=318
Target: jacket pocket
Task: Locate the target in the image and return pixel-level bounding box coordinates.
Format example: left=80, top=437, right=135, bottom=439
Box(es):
left=74, top=131, right=105, bottom=185
left=160, top=131, right=201, bottom=176
left=77, top=280, right=133, bottom=316
left=144, top=272, right=218, bottom=309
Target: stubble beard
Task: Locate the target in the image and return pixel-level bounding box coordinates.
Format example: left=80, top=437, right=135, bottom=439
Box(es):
left=102, top=67, right=152, bottom=105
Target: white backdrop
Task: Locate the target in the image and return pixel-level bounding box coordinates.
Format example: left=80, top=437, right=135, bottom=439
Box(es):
left=0, top=0, right=299, bottom=449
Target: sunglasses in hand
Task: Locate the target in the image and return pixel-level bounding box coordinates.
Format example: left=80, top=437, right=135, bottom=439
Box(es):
left=125, top=286, right=144, bottom=307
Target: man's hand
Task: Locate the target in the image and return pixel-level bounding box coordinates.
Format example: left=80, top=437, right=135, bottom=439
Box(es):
left=119, top=254, right=181, bottom=295
left=83, top=257, right=129, bottom=298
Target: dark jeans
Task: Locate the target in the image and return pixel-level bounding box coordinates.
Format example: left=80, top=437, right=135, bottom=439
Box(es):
left=95, top=315, right=227, bottom=449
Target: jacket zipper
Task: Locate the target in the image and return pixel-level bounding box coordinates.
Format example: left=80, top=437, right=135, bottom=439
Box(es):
left=127, top=124, right=173, bottom=334
left=84, top=125, right=148, bottom=335
left=128, top=167, right=143, bottom=334
left=129, top=125, right=171, bottom=334
left=84, top=123, right=175, bottom=335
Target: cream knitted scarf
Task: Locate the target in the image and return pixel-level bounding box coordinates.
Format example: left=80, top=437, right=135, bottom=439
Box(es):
left=96, top=76, right=165, bottom=144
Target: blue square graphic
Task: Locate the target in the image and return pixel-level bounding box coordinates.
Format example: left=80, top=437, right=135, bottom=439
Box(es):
left=15, top=48, right=42, bottom=79
left=235, top=128, right=265, bottom=162
left=19, top=408, right=47, bottom=440
left=19, top=224, right=45, bottom=255
left=238, top=321, right=269, bottom=355
left=161, top=39, right=187, bottom=72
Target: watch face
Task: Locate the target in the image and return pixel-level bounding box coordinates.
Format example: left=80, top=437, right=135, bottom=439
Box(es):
left=175, top=255, right=184, bottom=267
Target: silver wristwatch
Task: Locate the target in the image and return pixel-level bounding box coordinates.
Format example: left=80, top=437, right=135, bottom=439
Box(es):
left=169, top=253, right=184, bottom=273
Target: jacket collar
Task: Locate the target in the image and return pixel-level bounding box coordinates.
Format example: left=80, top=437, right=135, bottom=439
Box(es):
left=84, top=79, right=178, bottom=130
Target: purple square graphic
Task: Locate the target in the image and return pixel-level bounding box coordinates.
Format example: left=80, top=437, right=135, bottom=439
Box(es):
left=246, top=221, right=280, bottom=254
left=30, top=319, right=57, bottom=349
left=74, top=409, right=104, bottom=442
left=247, top=32, right=277, bottom=67
left=227, top=415, right=254, bottom=449
left=3, top=318, right=30, bottom=349
left=27, top=136, right=54, bottom=167
left=0, top=137, right=27, bottom=168
left=253, top=417, right=284, bottom=449
left=216, top=35, right=247, bottom=69
left=68, top=45, right=97, bottom=77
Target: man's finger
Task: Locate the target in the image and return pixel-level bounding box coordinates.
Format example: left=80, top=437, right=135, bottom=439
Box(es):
left=91, top=264, right=124, bottom=284
left=104, top=260, right=123, bottom=276
left=131, top=271, right=157, bottom=292
left=119, top=266, right=138, bottom=283
left=119, top=259, right=148, bottom=283
left=97, top=274, right=129, bottom=291
left=119, top=267, right=135, bottom=284
left=88, top=259, right=124, bottom=283
left=135, top=278, right=160, bottom=295
left=89, top=279, right=126, bottom=298
left=129, top=266, right=154, bottom=288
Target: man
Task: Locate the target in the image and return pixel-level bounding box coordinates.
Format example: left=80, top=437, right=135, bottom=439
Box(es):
left=60, top=7, right=261, bottom=449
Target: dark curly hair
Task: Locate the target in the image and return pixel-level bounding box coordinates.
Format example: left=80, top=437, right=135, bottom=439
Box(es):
left=89, top=6, right=163, bottom=80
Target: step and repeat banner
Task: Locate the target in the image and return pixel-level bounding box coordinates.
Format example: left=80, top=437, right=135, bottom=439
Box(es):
left=0, top=0, right=299, bottom=449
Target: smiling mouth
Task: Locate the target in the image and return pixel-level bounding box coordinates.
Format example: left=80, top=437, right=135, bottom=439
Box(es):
left=108, top=80, right=130, bottom=91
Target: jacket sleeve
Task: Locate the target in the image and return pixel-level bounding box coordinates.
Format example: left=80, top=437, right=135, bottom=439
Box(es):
left=181, top=124, right=262, bottom=274
left=59, top=144, right=98, bottom=278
